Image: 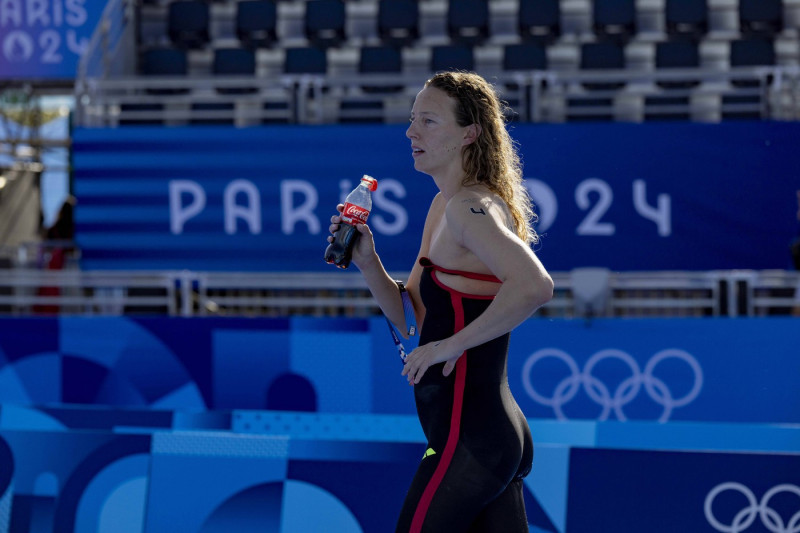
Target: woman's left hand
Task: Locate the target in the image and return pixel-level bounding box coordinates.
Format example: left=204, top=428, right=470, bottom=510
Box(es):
left=402, top=339, right=463, bottom=385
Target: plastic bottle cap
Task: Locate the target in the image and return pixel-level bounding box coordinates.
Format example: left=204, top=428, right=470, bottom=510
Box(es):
left=361, top=175, right=378, bottom=192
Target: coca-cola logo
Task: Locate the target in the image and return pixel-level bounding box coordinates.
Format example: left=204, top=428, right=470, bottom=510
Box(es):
left=343, top=203, right=369, bottom=224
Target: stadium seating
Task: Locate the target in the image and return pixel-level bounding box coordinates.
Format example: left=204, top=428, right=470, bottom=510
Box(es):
left=729, top=37, right=777, bottom=86
left=212, top=47, right=258, bottom=94
left=654, top=40, right=701, bottom=88
left=580, top=41, right=626, bottom=90
left=105, top=0, right=800, bottom=125
left=739, top=0, right=783, bottom=37
left=284, top=46, right=328, bottom=74
left=431, top=44, right=475, bottom=72
left=236, top=0, right=278, bottom=49
left=518, top=0, right=560, bottom=44
left=503, top=42, right=548, bottom=72
left=447, top=0, right=490, bottom=45
left=139, top=46, right=190, bottom=96
left=358, top=45, right=404, bottom=92
left=593, top=0, right=636, bottom=44
left=167, top=0, right=210, bottom=49
left=304, top=0, right=347, bottom=48
left=665, top=0, right=708, bottom=41
left=377, top=0, right=419, bottom=47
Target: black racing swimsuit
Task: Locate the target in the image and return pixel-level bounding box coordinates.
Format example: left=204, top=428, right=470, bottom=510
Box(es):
left=395, top=258, right=534, bottom=533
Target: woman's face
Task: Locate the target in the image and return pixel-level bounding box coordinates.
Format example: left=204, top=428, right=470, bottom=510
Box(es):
left=405, top=86, right=470, bottom=178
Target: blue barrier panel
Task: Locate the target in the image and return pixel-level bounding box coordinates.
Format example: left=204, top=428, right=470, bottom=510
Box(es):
left=566, top=447, right=800, bottom=533
left=507, top=318, right=800, bottom=424
left=0, top=316, right=798, bottom=424
left=72, top=122, right=800, bottom=271
left=0, top=407, right=797, bottom=533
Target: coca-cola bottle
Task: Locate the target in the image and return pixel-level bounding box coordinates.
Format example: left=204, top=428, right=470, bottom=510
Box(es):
left=324, top=175, right=378, bottom=269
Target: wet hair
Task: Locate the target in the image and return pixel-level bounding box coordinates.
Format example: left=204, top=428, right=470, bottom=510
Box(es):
left=425, top=71, right=538, bottom=244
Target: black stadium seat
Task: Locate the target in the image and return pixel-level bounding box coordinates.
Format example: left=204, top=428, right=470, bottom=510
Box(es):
left=655, top=40, right=701, bottom=88
left=739, top=0, right=783, bottom=36
left=645, top=41, right=701, bottom=121
left=593, top=0, right=636, bottom=44
left=503, top=42, right=547, bottom=72
left=236, top=0, right=278, bottom=49
left=378, top=0, right=419, bottom=47
left=665, top=0, right=708, bottom=41
left=305, top=0, right=346, bottom=48
left=729, top=38, right=776, bottom=86
left=518, top=0, right=560, bottom=44
left=359, top=45, right=404, bottom=93
left=580, top=41, right=626, bottom=90
left=167, top=0, right=210, bottom=49
left=140, top=47, right=189, bottom=94
left=447, top=0, right=490, bottom=45
left=431, top=44, right=475, bottom=72
left=284, top=46, right=328, bottom=74
left=212, top=47, right=258, bottom=94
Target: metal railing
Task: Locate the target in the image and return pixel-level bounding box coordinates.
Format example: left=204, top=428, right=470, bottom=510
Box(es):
left=2, top=261, right=798, bottom=318
left=72, top=66, right=800, bottom=126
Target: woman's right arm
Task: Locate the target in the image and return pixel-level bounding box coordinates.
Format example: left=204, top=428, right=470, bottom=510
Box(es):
left=329, top=194, right=443, bottom=336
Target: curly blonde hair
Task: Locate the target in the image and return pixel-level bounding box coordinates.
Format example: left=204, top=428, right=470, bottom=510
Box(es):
left=425, top=71, right=538, bottom=245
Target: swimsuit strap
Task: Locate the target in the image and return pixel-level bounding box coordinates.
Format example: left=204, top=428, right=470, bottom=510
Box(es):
left=419, top=257, right=502, bottom=284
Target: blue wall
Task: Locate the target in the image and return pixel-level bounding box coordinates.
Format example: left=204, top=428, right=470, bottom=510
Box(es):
left=72, top=122, right=800, bottom=272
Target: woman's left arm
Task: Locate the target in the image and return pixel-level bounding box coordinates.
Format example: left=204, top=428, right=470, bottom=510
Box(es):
left=402, top=194, right=554, bottom=384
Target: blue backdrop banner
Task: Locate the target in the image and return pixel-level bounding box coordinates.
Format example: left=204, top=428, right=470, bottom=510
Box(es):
left=71, top=121, right=800, bottom=272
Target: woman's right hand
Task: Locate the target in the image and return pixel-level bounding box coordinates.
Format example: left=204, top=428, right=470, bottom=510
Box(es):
left=328, top=204, right=377, bottom=267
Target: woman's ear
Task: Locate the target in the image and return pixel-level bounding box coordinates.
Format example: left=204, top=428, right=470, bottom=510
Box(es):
left=463, top=123, right=482, bottom=146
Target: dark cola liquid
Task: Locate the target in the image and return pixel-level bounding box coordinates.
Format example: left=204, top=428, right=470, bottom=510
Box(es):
left=324, top=222, right=360, bottom=269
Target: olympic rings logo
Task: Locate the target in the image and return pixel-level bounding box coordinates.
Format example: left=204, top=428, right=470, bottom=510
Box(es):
left=521, top=348, right=703, bottom=422
left=705, top=482, right=800, bottom=533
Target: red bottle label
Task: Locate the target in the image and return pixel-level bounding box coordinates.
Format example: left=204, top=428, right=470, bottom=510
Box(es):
left=342, top=202, right=370, bottom=225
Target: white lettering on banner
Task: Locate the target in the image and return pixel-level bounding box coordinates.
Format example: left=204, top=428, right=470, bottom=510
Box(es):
left=576, top=178, right=615, bottom=235
left=280, top=179, right=319, bottom=235
left=2, top=30, right=33, bottom=61
left=224, top=179, right=262, bottom=234
left=525, top=179, right=557, bottom=233
left=167, top=178, right=410, bottom=236
left=0, top=0, right=86, bottom=29
left=170, top=180, right=206, bottom=235
left=371, top=179, right=407, bottom=236
left=64, top=0, right=85, bottom=25
left=0, top=0, right=88, bottom=67
left=28, top=0, right=47, bottom=25
left=525, top=177, right=672, bottom=238
left=53, top=0, right=61, bottom=25
left=40, top=29, right=61, bottom=62
left=1, top=0, right=23, bottom=26
left=65, top=28, right=84, bottom=54
left=633, top=179, right=671, bottom=236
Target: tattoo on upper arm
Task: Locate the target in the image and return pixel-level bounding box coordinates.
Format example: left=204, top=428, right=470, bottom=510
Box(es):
left=461, top=198, right=487, bottom=215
